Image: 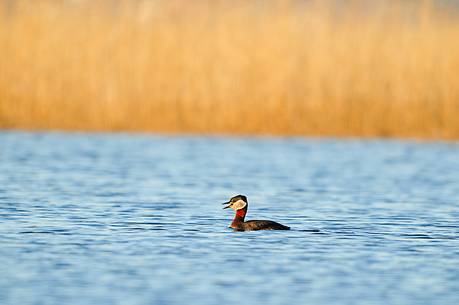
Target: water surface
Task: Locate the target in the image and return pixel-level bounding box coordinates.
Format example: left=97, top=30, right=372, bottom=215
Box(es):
left=1, top=131, right=458, bottom=305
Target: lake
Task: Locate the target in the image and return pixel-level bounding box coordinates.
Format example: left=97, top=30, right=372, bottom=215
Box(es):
left=1, top=131, right=458, bottom=305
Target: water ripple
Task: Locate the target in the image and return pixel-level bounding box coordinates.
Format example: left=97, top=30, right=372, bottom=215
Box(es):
left=1, top=131, right=459, bottom=305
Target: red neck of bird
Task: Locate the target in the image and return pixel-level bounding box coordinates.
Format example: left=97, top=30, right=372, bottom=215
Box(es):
left=232, top=206, right=247, bottom=223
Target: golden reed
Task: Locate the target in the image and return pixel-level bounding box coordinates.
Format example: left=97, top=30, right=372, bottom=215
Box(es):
left=1, top=0, right=459, bottom=139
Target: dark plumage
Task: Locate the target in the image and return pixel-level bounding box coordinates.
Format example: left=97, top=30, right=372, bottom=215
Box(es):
left=222, top=195, right=290, bottom=231
left=233, top=220, right=290, bottom=231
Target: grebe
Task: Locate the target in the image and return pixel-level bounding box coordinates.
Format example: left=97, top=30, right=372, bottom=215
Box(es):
left=222, top=195, right=290, bottom=231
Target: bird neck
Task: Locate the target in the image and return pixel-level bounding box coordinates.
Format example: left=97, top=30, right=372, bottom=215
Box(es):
left=232, top=206, right=247, bottom=223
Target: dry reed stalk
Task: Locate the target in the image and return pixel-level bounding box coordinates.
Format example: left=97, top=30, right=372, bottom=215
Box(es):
left=1, top=0, right=459, bottom=139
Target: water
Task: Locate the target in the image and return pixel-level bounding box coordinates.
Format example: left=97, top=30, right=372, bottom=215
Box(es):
left=1, top=131, right=458, bottom=305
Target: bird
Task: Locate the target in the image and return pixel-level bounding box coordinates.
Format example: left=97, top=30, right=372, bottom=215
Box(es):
left=222, top=195, right=290, bottom=231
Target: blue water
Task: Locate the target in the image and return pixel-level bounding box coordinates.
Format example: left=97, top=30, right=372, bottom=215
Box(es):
left=1, top=131, right=458, bottom=305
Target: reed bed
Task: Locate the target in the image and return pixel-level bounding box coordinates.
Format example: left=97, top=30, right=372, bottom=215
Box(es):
left=1, top=0, right=459, bottom=139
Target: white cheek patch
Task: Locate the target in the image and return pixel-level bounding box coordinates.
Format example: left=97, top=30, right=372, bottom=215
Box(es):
left=232, top=199, right=247, bottom=210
